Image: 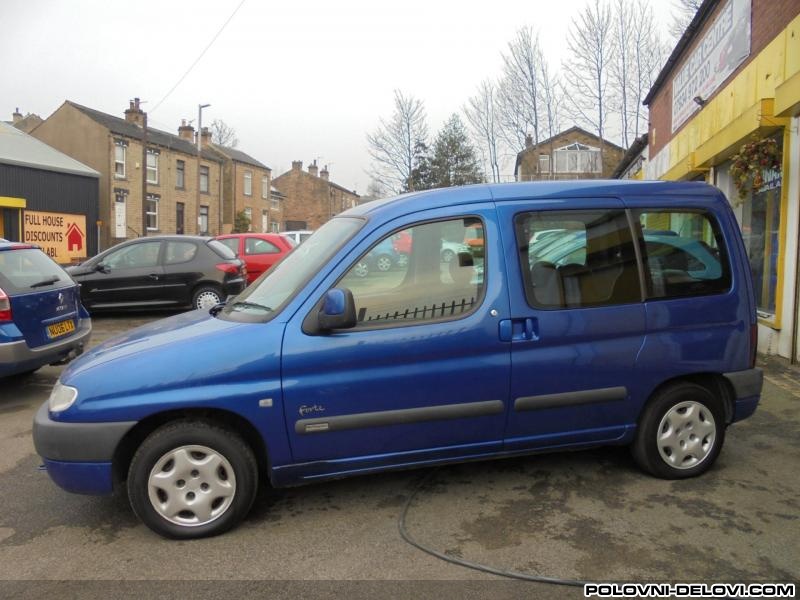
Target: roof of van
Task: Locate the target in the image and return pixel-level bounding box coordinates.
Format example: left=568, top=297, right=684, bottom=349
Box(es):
left=346, top=180, right=721, bottom=219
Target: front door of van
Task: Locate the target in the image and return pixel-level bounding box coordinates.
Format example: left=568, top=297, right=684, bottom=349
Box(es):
left=495, top=200, right=647, bottom=450
left=281, top=205, right=511, bottom=467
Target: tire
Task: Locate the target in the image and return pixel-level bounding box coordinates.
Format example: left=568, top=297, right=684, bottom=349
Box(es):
left=192, top=286, right=222, bottom=311
left=375, top=254, right=393, bottom=272
left=127, top=420, right=258, bottom=539
left=352, top=261, right=369, bottom=278
left=632, top=382, right=725, bottom=479
left=441, top=249, right=455, bottom=263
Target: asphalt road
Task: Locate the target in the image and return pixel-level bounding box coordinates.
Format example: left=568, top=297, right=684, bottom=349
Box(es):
left=0, top=312, right=798, bottom=597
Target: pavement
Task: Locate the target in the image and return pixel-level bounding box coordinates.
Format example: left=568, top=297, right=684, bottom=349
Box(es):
left=0, top=312, right=798, bottom=598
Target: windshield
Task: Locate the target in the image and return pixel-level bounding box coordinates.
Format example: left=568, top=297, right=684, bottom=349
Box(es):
left=220, top=217, right=363, bottom=320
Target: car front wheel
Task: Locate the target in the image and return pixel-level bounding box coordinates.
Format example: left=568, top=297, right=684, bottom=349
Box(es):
left=127, top=420, right=258, bottom=539
left=632, top=382, right=725, bottom=479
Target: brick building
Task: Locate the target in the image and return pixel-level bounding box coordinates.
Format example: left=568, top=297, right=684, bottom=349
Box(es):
left=643, top=0, right=800, bottom=361
left=272, top=160, right=359, bottom=230
left=514, top=126, right=624, bottom=182
left=6, top=108, right=43, bottom=134
left=196, top=128, right=280, bottom=233
left=31, top=99, right=223, bottom=250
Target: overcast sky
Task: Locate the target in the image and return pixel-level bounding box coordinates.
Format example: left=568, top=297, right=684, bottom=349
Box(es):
left=3, top=0, right=675, bottom=193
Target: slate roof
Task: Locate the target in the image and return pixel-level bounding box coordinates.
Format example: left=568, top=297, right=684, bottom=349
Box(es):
left=66, top=101, right=221, bottom=162
left=0, top=121, right=99, bottom=178
left=209, top=144, right=270, bottom=170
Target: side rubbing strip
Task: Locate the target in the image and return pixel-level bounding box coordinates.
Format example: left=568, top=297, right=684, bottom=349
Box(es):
left=296, top=400, right=504, bottom=435
left=514, top=386, right=627, bottom=412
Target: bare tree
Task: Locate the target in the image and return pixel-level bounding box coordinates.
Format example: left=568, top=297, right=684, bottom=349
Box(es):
left=464, top=80, right=502, bottom=183
left=629, top=0, right=667, bottom=140
left=563, top=0, right=615, bottom=153
left=610, top=0, right=634, bottom=148
left=367, top=90, right=429, bottom=193
left=210, top=119, right=238, bottom=148
left=669, top=0, right=702, bottom=40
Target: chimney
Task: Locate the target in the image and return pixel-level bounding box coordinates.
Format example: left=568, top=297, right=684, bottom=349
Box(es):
left=178, top=119, right=195, bottom=141
left=124, top=97, right=145, bottom=127
left=12, top=108, right=22, bottom=124
left=308, top=160, right=318, bottom=177
left=292, top=160, right=303, bottom=171
left=320, top=165, right=329, bottom=181
left=525, top=133, right=533, bottom=149
left=200, top=126, right=211, bottom=147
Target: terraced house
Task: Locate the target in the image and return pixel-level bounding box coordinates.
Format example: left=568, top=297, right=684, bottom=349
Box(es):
left=32, top=99, right=223, bottom=249
left=643, top=0, right=800, bottom=362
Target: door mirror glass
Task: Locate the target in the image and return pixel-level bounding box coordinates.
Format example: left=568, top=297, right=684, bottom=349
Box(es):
left=318, top=288, right=357, bottom=330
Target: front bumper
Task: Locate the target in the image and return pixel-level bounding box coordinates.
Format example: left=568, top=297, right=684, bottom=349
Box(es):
left=723, top=368, right=764, bottom=422
left=0, top=318, right=91, bottom=377
left=33, top=402, right=136, bottom=495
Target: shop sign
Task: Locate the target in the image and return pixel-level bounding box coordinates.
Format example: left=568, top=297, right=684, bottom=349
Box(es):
left=22, top=210, right=87, bottom=263
left=671, top=0, right=751, bottom=133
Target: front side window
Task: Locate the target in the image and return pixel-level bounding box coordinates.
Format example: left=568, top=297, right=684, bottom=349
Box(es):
left=244, top=171, right=252, bottom=196
left=339, top=218, right=485, bottom=327
left=636, top=210, right=731, bottom=300
left=245, top=237, right=280, bottom=255
left=146, top=150, right=159, bottom=184
left=517, top=210, right=640, bottom=309
left=199, top=166, right=209, bottom=193
left=145, top=194, right=159, bottom=231
left=102, top=241, right=161, bottom=269
left=114, top=142, right=126, bottom=178
left=164, top=241, right=197, bottom=265
left=176, top=160, right=185, bottom=188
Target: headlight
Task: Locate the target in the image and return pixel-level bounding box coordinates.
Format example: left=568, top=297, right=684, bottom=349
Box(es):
left=48, top=382, right=78, bottom=413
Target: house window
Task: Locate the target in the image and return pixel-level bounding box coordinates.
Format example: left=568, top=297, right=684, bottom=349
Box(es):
left=244, top=171, right=253, bottom=196
left=262, top=175, right=269, bottom=199
left=538, top=154, right=550, bottom=174
left=271, top=195, right=280, bottom=210
left=244, top=207, right=253, bottom=231
left=146, top=194, right=159, bottom=231
left=553, top=143, right=601, bottom=174
left=176, top=160, right=185, bottom=189
left=199, top=166, right=209, bottom=193
left=271, top=222, right=279, bottom=233
left=114, top=142, right=126, bottom=178
left=199, top=205, right=209, bottom=234
left=146, top=150, right=159, bottom=184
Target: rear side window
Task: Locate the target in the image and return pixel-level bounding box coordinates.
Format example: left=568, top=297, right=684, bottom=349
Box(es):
left=164, top=241, right=197, bottom=265
left=635, top=210, right=730, bottom=299
left=207, top=239, right=237, bottom=259
left=0, top=248, right=73, bottom=293
left=245, top=238, right=280, bottom=255
left=515, top=210, right=641, bottom=309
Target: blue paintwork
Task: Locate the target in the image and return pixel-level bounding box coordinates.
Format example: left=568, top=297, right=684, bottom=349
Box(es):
left=42, top=459, right=113, bottom=495
left=323, top=288, right=346, bottom=316
left=33, top=181, right=760, bottom=496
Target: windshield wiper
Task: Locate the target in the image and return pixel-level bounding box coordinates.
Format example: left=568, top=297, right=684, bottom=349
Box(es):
left=30, top=276, right=61, bottom=288
left=229, top=300, right=272, bottom=312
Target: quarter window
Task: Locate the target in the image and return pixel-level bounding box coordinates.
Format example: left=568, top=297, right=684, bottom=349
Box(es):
left=339, top=218, right=485, bottom=326
left=635, top=210, right=730, bottom=299
left=516, top=210, right=641, bottom=309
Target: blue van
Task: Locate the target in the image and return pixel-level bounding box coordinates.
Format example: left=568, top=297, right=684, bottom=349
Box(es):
left=33, top=181, right=762, bottom=538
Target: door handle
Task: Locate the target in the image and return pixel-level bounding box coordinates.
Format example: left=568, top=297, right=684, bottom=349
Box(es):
left=147, top=273, right=159, bottom=280
left=499, top=318, right=539, bottom=342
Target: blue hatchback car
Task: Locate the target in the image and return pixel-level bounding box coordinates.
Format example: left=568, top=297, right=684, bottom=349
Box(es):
left=33, top=181, right=763, bottom=538
left=0, top=241, right=91, bottom=378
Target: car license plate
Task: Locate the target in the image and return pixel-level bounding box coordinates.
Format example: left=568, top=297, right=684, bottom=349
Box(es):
left=47, top=319, right=75, bottom=339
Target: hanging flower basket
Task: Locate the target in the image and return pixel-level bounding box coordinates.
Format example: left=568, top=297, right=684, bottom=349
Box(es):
left=729, top=137, right=782, bottom=200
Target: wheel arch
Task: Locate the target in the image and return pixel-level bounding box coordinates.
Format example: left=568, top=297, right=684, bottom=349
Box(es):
left=639, top=372, right=736, bottom=426
left=113, top=408, right=270, bottom=486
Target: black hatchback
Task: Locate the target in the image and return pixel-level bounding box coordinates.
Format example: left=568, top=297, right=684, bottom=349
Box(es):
left=67, top=236, right=246, bottom=312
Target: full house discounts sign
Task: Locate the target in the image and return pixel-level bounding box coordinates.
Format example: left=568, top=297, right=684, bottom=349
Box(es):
left=23, top=210, right=87, bottom=264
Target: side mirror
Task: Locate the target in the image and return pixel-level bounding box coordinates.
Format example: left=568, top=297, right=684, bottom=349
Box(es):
left=95, top=263, right=110, bottom=273
left=318, top=288, right=357, bottom=331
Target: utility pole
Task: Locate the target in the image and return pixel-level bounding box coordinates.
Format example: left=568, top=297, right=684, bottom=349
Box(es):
left=197, top=103, right=210, bottom=234
left=141, top=102, right=148, bottom=237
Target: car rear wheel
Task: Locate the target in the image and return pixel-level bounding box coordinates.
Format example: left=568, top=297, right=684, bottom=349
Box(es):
left=192, top=286, right=222, bottom=310
left=127, top=420, right=258, bottom=539
left=632, top=382, right=725, bottom=479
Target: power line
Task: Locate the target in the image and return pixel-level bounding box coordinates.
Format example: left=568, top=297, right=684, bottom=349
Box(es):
left=150, top=0, right=247, bottom=114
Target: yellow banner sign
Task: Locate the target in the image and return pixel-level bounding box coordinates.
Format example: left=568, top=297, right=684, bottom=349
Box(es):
left=23, top=210, right=88, bottom=264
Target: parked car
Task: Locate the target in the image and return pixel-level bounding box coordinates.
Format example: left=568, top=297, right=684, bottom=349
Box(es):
left=34, top=180, right=762, bottom=539
left=0, top=241, right=91, bottom=377
left=350, top=238, right=399, bottom=277
left=215, top=233, right=293, bottom=283
left=66, top=236, right=246, bottom=312
left=282, top=230, right=314, bottom=245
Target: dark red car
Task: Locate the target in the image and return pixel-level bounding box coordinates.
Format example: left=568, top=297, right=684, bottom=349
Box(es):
left=215, top=233, right=293, bottom=283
